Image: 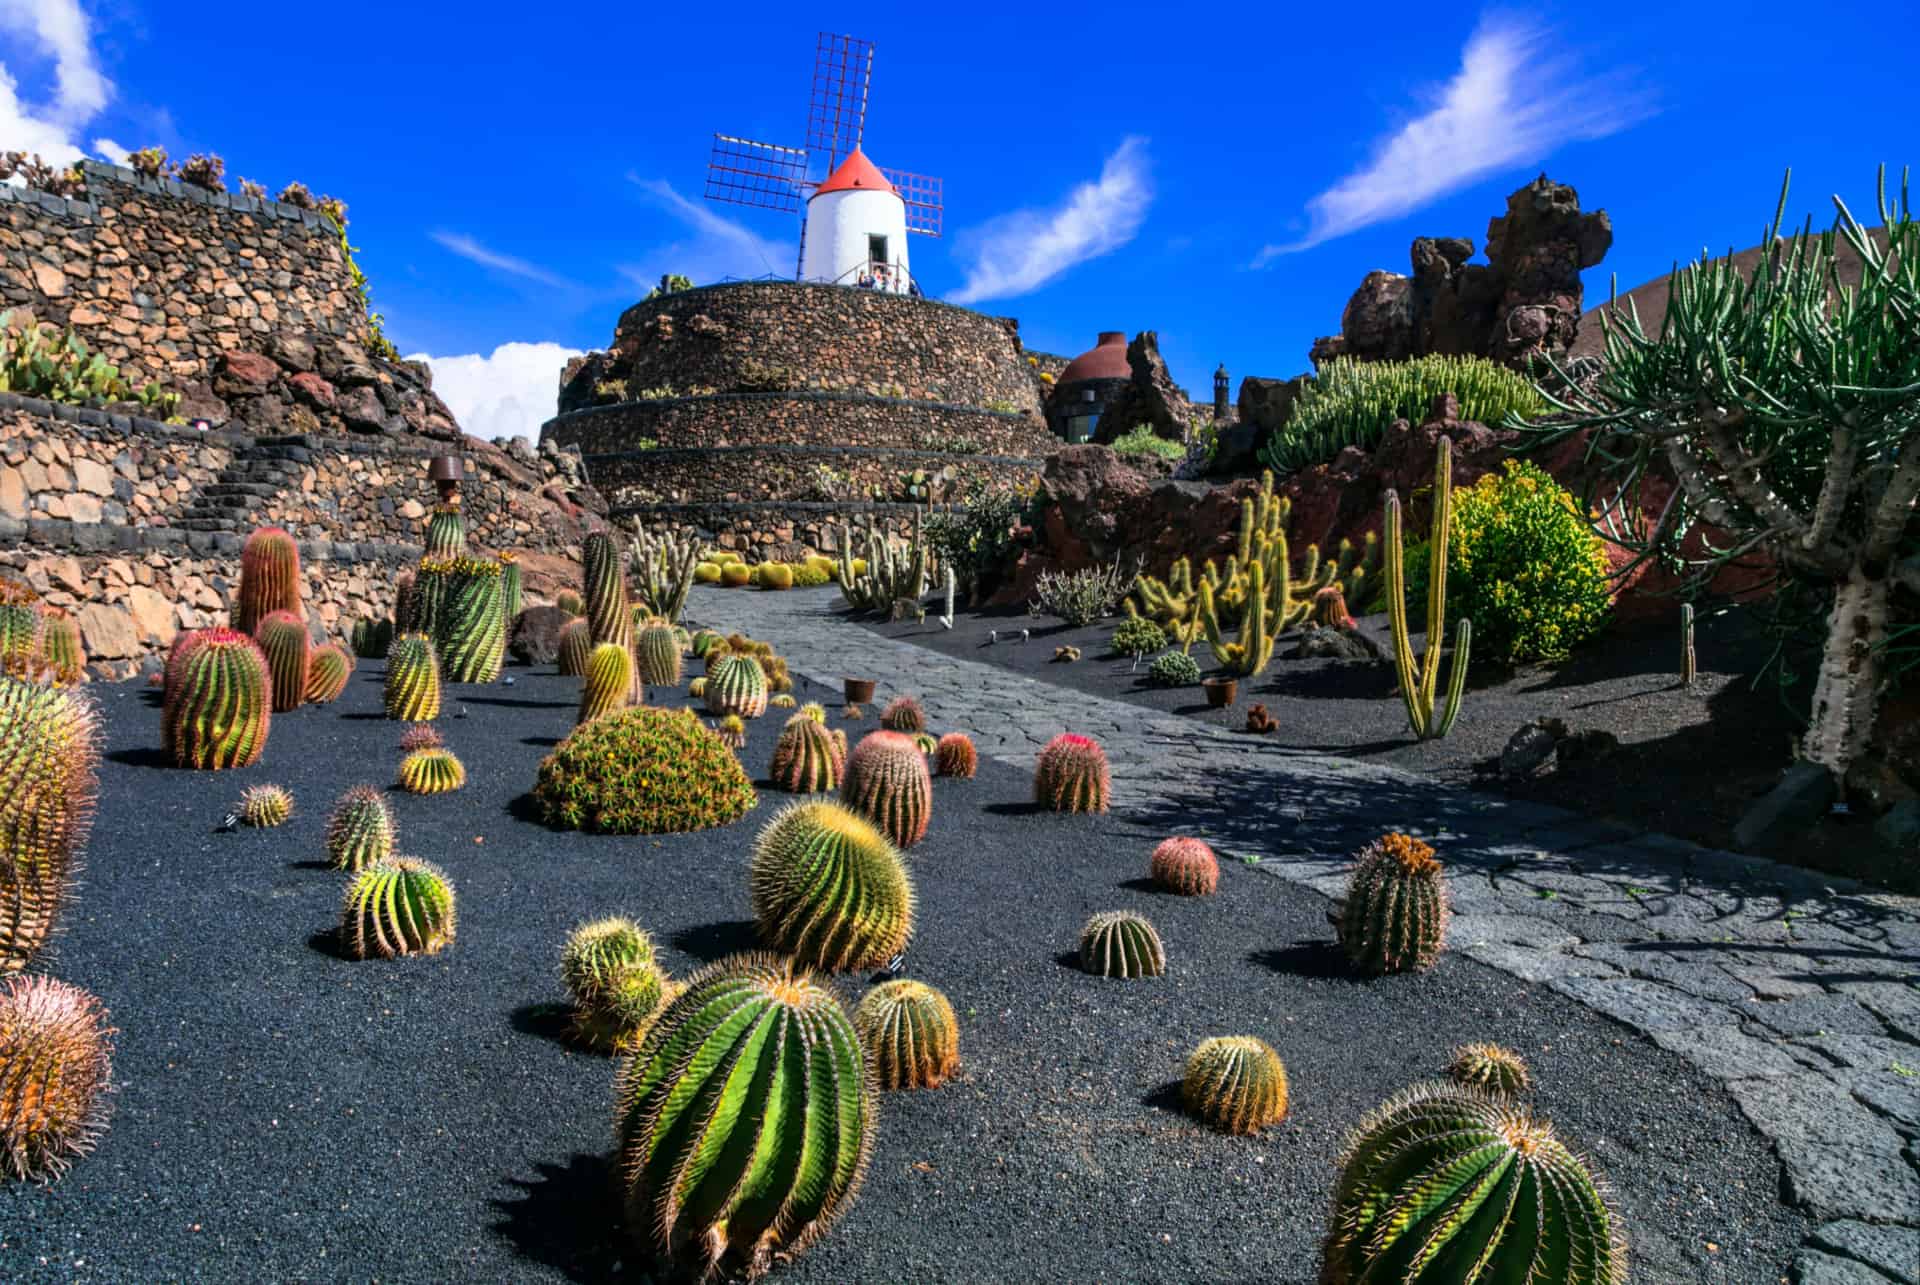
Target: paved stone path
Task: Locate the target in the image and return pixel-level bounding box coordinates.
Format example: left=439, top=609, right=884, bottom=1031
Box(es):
left=691, top=586, right=1920, bottom=1282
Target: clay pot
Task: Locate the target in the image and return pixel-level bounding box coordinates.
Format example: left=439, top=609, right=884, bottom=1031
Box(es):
left=1203, top=677, right=1237, bottom=708
left=844, top=678, right=876, bottom=704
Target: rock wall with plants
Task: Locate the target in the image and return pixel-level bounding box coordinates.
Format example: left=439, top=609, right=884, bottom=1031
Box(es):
left=613, top=500, right=937, bottom=560
left=591, top=443, right=1041, bottom=507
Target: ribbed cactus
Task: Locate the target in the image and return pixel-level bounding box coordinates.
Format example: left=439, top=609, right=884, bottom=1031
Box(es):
left=0, top=581, right=45, bottom=680
left=561, top=917, right=670, bottom=1053
left=841, top=729, right=933, bottom=848
left=755, top=562, right=794, bottom=590
left=687, top=676, right=707, bottom=700
left=341, top=856, right=456, bottom=958
left=304, top=643, right=353, bottom=704
left=253, top=610, right=310, bottom=714
left=1079, top=910, right=1166, bottom=978
left=1447, top=1042, right=1532, bottom=1096
left=719, top=562, right=752, bottom=588
left=770, top=715, right=846, bottom=793
left=556, top=618, right=591, bottom=676
left=880, top=695, right=926, bottom=733
left=1320, top=1083, right=1627, bottom=1285
left=423, top=502, right=466, bottom=558
left=0, top=975, right=114, bottom=1183
left=165, top=628, right=271, bottom=770
left=236, top=526, right=302, bottom=637
left=856, top=978, right=959, bottom=1091
left=704, top=653, right=768, bottom=719
left=1385, top=436, right=1470, bottom=740
left=1199, top=556, right=1283, bottom=677
left=634, top=623, right=682, bottom=687
left=238, top=783, right=293, bottom=828
left=582, top=531, right=631, bottom=650
left=397, top=724, right=442, bottom=752
left=0, top=678, right=99, bottom=974
left=498, top=551, right=523, bottom=621
left=579, top=642, right=635, bottom=726
left=933, top=732, right=977, bottom=779
left=1309, top=584, right=1355, bottom=629
left=437, top=557, right=507, bottom=684
left=409, top=557, right=457, bottom=643
left=770, top=693, right=797, bottom=709
left=910, top=731, right=938, bottom=755
left=1149, top=836, right=1219, bottom=896
left=36, top=608, right=84, bottom=686
left=383, top=633, right=442, bottom=722
left=349, top=616, right=392, bottom=660
left=614, top=952, right=873, bottom=1279
left=325, top=786, right=395, bottom=871
left=1034, top=733, right=1111, bottom=814
left=1182, top=1035, right=1289, bottom=1134
left=714, top=713, right=747, bottom=748
left=555, top=589, right=584, bottom=616
left=749, top=801, right=915, bottom=972
left=629, top=524, right=699, bottom=624
left=1337, top=833, right=1449, bottom=975
left=397, top=747, right=466, bottom=795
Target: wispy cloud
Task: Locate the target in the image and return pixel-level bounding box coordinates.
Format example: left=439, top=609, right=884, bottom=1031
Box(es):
left=407, top=340, right=584, bottom=447
left=947, top=136, right=1152, bottom=306
left=1252, top=12, right=1656, bottom=264
left=622, top=176, right=795, bottom=285
left=0, top=0, right=117, bottom=165
left=431, top=231, right=575, bottom=289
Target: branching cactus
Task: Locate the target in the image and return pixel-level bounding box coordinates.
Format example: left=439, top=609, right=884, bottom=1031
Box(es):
left=556, top=618, right=591, bottom=676
left=749, top=801, right=915, bottom=972
left=423, top=502, right=466, bottom=558
left=613, top=952, right=874, bottom=1280
left=238, top=783, right=293, bottom=828
left=1182, top=1035, right=1289, bottom=1134
left=340, top=856, right=456, bottom=958
left=841, top=730, right=933, bottom=848
left=254, top=610, right=310, bottom=714
left=880, top=695, right=926, bottom=733
left=1447, top=1042, right=1532, bottom=1097
left=0, top=975, right=114, bottom=1183
left=1034, top=733, right=1111, bottom=814
left=1199, top=557, right=1283, bottom=677
left=166, top=628, right=272, bottom=769
left=498, top=551, right=522, bottom=622
left=0, top=678, right=100, bottom=974
left=1337, top=833, right=1449, bottom=975
left=325, top=786, right=395, bottom=871
left=1149, top=836, right=1219, bottom=896
left=383, top=633, right=442, bottom=723
left=934, top=732, right=977, bottom=779
left=704, top=653, right=768, bottom=719
left=835, top=509, right=933, bottom=613
left=1385, top=436, right=1470, bottom=740
left=36, top=607, right=84, bottom=687
left=397, top=747, right=466, bottom=795
left=561, top=917, right=670, bottom=1053
left=856, top=978, right=960, bottom=1091
left=634, top=623, right=682, bottom=687
left=304, top=643, right=353, bottom=704
left=0, top=581, right=45, bottom=680
left=627, top=523, right=699, bottom=623
left=770, top=715, right=845, bottom=793
left=236, top=526, right=302, bottom=637
left=438, top=557, right=507, bottom=684
left=1079, top=910, right=1166, bottom=978
left=579, top=642, right=635, bottom=726
left=1320, top=1083, right=1628, bottom=1285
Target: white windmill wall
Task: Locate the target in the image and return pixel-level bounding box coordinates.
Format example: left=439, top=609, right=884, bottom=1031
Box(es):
left=800, top=187, right=912, bottom=293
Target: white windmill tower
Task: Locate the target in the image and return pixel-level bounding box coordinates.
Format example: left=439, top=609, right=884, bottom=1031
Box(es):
left=702, top=33, right=943, bottom=294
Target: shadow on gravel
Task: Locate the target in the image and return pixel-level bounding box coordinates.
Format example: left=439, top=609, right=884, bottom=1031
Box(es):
left=510, top=1002, right=576, bottom=1050
left=671, top=919, right=761, bottom=963
left=339, top=712, right=388, bottom=721
left=105, top=746, right=172, bottom=768
left=1117, top=876, right=1167, bottom=894
left=522, top=736, right=561, bottom=748
left=464, top=696, right=575, bottom=710
left=1053, top=950, right=1086, bottom=972
left=288, top=859, right=333, bottom=872
left=1141, top=1079, right=1186, bottom=1117
left=492, top=1153, right=624, bottom=1283
left=984, top=801, right=1045, bottom=818
left=1251, top=943, right=1352, bottom=980
left=506, top=794, right=547, bottom=825
left=306, top=927, right=351, bottom=960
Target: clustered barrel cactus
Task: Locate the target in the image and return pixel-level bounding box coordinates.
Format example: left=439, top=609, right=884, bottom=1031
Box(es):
left=841, top=730, right=933, bottom=848
left=424, top=502, right=466, bottom=559
left=933, top=732, right=976, bottom=779
left=397, top=747, right=466, bottom=795
left=1079, top=910, right=1165, bottom=979
left=1447, top=1042, right=1532, bottom=1097
left=238, top=783, right=293, bottom=828
left=341, top=856, right=457, bottom=958
left=325, top=786, right=395, bottom=871
left=235, top=525, right=301, bottom=636
left=561, top=917, right=671, bottom=1053
left=770, top=713, right=846, bottom=793
left=438, top=557, right=507, bottom=683
left=165, top=627, right=272, bottom=769
left=856, top=978, right=960, bottom=1091
left=749, top=801, right=915, bottom=973
left=704, top=653, right=768, bottom=719
left=1182, top=1035, right=1289, bottom=1134
left=0, top=974, right=114, bottom=1183
left=1034, top=733, right=1111, bottom=814
left=350, top=617, right=393, bottom=661
left=254, top=610, right=309, bottom=713
left=534, top=706, right=757, bottom=834
left=634, top=622, right=682, bottom=687
left=1149, top=836, right=1219, bottom=896
left=1337, top=833, right=1449, bottom=975
left=304, top=643, right=353, bottom=704
left=579, top=642, right=635, bottom=725
left=0, top=677, right=99, bottom=974
left=383, top=633, right=442, bottom=723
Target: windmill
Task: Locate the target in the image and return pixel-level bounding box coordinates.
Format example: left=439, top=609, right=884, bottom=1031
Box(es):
left=702, top=32, right=943, bottom=293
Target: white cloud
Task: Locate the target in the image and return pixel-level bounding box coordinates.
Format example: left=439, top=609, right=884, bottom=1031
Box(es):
left=431, top=230, right=575, bottom=289
left=947, top=136, right=1152, bottom=306
left=1252, top=12, right=1656, bottom=263
left=91, top=136, right=126, bottom=164
left=622, top=175, right=796, bottom=285
left=0, top=0, right=110, bottom=165
left=408, top=341, right=585, bottom=447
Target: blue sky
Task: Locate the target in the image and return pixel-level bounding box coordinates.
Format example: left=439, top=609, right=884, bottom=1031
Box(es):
left=3, top=1, right=1916, bottom=442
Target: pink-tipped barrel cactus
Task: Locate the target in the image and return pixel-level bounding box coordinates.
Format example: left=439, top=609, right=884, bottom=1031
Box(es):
left=1034, top=733, right=1111, bottom=814
left=841, top=730, right=933, bottom=848
left=236, top=525, right=302, bottom=637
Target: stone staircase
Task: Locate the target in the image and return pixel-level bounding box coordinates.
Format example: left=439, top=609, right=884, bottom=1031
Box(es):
left=173, top=435, right=317, bottom=533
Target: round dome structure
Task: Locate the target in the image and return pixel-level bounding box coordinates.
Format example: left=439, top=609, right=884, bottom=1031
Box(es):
left=1048, top=331, right=1133, bottom=443
left=1058, top=332, right=1131, bottom=384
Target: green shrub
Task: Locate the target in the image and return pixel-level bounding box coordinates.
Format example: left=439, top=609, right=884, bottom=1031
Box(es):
left=1111, top=425, right=1186, bottom=463
left=1148, top=650, right=1201, bottom=687
left=1261, top=355, right=1546, bottom=476
left=1110, top=615, right=1167, bottom=657
left=0, top=314, right=178, bottom=416
left=533, top=706, right=756, bottom=833
left=927, top=481, right=1029, bottom=599
left=1028, top=561, right=1132, bottom=627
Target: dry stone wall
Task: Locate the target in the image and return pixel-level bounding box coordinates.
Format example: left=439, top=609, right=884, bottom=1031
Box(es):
left=593, top=444, right=1042, bottom=506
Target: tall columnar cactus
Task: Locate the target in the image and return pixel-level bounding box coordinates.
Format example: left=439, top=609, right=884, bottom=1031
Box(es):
left=409, top=558, right=458, bottom=644
left=1447, top=1042, right=1532, bottom=1096
left=0, top=581, right=45, bottom=680
left=423, top=502, right=466, bottom=558
left=1034, top=733, right=1111, bottom=814
left=634, top=623, right=682, bottom=688
left=165, top=628, right=271, bottom=769
left=579, top=642, right=635, bottom=725
left=582, top=531, right=632, bottom=651
left=749, top=801, right=915, bottom=972
left=934, top=732, right=977, bottom=779
left=561, top=917, right=670, bottom=1053
left=397, top=747, right=466, bottom=795
left=1199, top=556, right=1283, bottom=677
left=856, top=978, right=959, bottom=1091
left=497, top=551, right=523, bottom=622
left=880, top=695, right=926, bottom=733
left=841, top=730, right=933, bottom=848
left=1320, top=1083, right=1628, bottom=1285
left=770, top=714, right=846, bottom=793
left=0, top=975, right=114, bottom=1183
left=36, top=608, right=85, bottom=687
left=556, top=618, right=592, bottom=676
left=1149, top=836, right=1219, bottom=896
left=236, top=525, right=302, bottom=637
left=1079, top=910, right=1166, bottom=978
left=383, top=633, right=442, bottom=723
left=1182, top=1035, right=1289, bottom=1134
left=253, top=610, right=310, bottom=714
left=1385, top=436, right=1470, bottom=740
left=628, top=523, right=699, bottom=623
left=341, top=856, right=457, bottom=958
left=325, top=786, right=395, bottom=871
left=1337, top=833, right=1449, bottom=975
left=437, top=557, right=507, bottom=684
left=835, top=509, right=933, bottom=613
left=304, top=643, right=354, bottom=704
left=0, top=678, right=100, bottom=974
left=704, top=653, right=768, bottom=719
left=614, top=952, right=874, bottom=1279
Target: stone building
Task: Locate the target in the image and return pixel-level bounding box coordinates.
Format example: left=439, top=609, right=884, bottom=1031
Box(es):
left=1046, top=332, right=1131, bottom=443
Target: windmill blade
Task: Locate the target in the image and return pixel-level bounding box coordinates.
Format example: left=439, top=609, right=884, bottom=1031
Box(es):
left=704, top=134, right=808, bottom=213
left=882, top=167, right=943, bottom=237
left=807, top=32, right=873, bottom=175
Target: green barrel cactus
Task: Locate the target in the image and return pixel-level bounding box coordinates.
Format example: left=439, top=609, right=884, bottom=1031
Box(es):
left=841, top=730, right=933, bottom=848
left=704, top=653, right=769, bottom=719
left=1150, top=836, right=1219, bottom=896
left=556, top=617, right=591, bottom=676
left=397, top=747, right=466, bottom=795
left=1337, top=833, right=1449, bottom=975
left=1320, top=1083, right=1628, bottom=1285
left=1079, top=910, right=1165, bottom=979
left=687, top=676, right=707, bottom=699
left=325, top=785, right=395, bottom=871
left=910, top=731, right=938, bottom=755
left=253, top=609, right=310, bottom=714
left=498, top=551, right=523, bottom=621
left=613, top=952, right=873, bottom=1279
left=1447, top=1042, right=1532, bottom=1096
left=38, top=608, right=84, bottom=686
left=424, top=502, right=466, bottom=558
left=634, top=622, right=682, bottom=687
left=166, top=627, right=272, bottom=770
left=0, top=677, right=100, bottom=974
left=304, top=643, right=354, bottom=704
left=1182, top=1035, right=1289, bottom=1134
left=437, top=556, right=507, bottom=684
left=0, top=974, right=114, bottom=1183
left=582, top=531, right=631, bottom=651
left=238, top=783, right=293, bottom=828
left=579, top=642, right=635, bottom=725
left=769, top=714, right=845, bottom=793
left=235, top=525, right=302, bottom=637
left=561, top=917, right=669, bottom=1052
left=1035, top=733, right=1111, bottom=814
left=341, top=856, right=457, bottom=958
left=383, top=633, right=442, bottom=723
left=0, top=581, right=45, bottom=680
left=409, top=557, right=458, bottom=643
left=749, top=801, right=915, bottom=972
left=856, top=978, right=959, bottom=1091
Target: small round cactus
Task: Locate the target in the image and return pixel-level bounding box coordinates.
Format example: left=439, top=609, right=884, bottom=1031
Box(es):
left=770, top=693, right=797, bottom=709
left=933, top=732, right=977, bottom=779
left=383, top=633, right=442, bottom=723
left=1034, top=733, right=1111, bottom=814
left=304, top=643, right=354, bottom=704
left=799, top=700, right=827, bottom=724
left=325, top=786, right=395, bottom=871
left=770, top=715, right=845, bottom=793
left=1182, top=1036, right=1288, bottom=1134
left=714, top=713, right=747, bottom=748
left=397, top=724, right=442, bottom=752
left=555, top=589, right=585, bottom=617
left=756, top=562, right=794, bottom=590
left=235, top=525, right=302, bottom=637
left=705, top=653, right=769, bottom=719
left=1309, top=584, right=1354, bottom=629
left=689, top=628, right=723, bottom=657
left=1149, top=836, right=1219, bottom=896
left=635, top=623, right=683, bottom=687
left=856, top=979, right=959, bottom=1091
left=1079, top=910, right=1165, bottom=979
left=910, top=731, right=938, bottom=755
left=687, top=676, right=708, bottom=699
left=879, top=695, right=926, bottom=733
left=238, top=783, right=293, bottom=828
left=579, top=642, right=635, bottom=726
left=341, top=856, right=456, bottom=958
left=166, top=628, right=271, bottom=770
left=719, top=562, right=752, bottom=587
left=750, top=801, right=914, bottom=972
left=561, top=918, right=669, bottom=1053
left=1447, top=1042, right=1532, bottom=1096
left=397, top=747, right=466, bottom=795
left=0, top=975, right=114, bottom=1183
left=254, top=610, right=310, bottom=714
left=556, top=618, right=592, bottom=676
left=1338, top=833, right=1449, bottom=975
left=841, top=730, right=933, bottom=849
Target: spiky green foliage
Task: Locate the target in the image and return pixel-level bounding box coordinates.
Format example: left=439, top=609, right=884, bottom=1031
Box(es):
left=1110, top=614, right=1167, bottom=658
left=635, top=623, right=682, bottom=687
left=562, top=917, right=669, bottom=1053
left=409, top=557, right=457, bottom=642
left=933, top=732, right=976, bottom=779
left=0, top=975, right=114, bottom=1183
left=856, top=979, right=959, bottom=1091
left=304, top=643, right=353, bottom=704
left=1079, top=910, right=1165, bottom=978
left=749, top=802, right=915, bottom=972
left=879, top=695, right=925, bottom=733
left=36, top=609, right=83, bottom=687
left=1386, top=438, right=1470, bottom=740
left=613, top=952, right=874, bottom=1279
left=1447, top=1043, right=1532, bottom=1097
left=770, top=715, right=845, bottom=793
left=253, top=610, right=309, bottom=714
left=556, top=618, right=592, bottom=676
left=534, top=706, right=757, bottom=834
left=841, top=730, right=933, bottom=849
left=1183, top=1035, right=1288, bottom=1134
left=236, top=526, right=302, bottom=637
left=383, top=633, right=442, bottom=723
left=341, top=856, right=456, bottom=958
left=498, top=552, right=523, bottom=621
left=238, top=783, right=293, bottom=828
left=0, top=678, right=99, bottom=974
left=1320, top=1083, right=1627, bottom=1285
left=579, top=642, right=635, bottom=726
left=1150, top=836, right=1218, bottom=896
left=1338, top=833, right=1449, bottom=975
left=1034, top=733, right=1111, bottom=814
left=1147, top=650, right=1202, bottom=687
left=325, top=786, right=395, bottom=872
left=349, top=617, right=393, bottom=660
left=165, top=627, right=271, bottom=770
left=704, top=653, right=768, bottom=719
left=0, top=582, right=44, bottom=681
left=1200, top=556, right=1282, bottom=677
left=431, top=557, right=506, bottom=684
left=397, top=747, right=465, bottom=795
left=423, top=503, right=466, bottom=558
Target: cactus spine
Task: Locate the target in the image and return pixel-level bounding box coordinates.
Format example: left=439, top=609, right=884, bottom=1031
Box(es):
left=423, top=502, right=466, bottom=558
left=437, top=557, right=507, bottom=684
left=556, top=618, right=591, bottom=676
left=1034, top=733, right=1111, bottom=814
left=841, top=730, right=934, bottom=848
left=408, top=558, right=457, bottom=642
left=1182, top=1035, right=1289, bottom=1134
left=634, top=623, right=682, bottom=687
left=856, top=979, right=959, bottom=1091
left=749, top=801, right=915, bottom=973
left=0, top=975, right=114, bottom=1183
left=1447, top=1042, right=1532, bottom=1096
left=383, top=633, right=442, bottom=722
left=770, top=714, right=845, bottom=793
left=0, top=581, right=45, bottom=680
left=325, top=786, right=395, bottom=871
left=1200, top=549, right=1284, bottom=677
left=166, top=628, right=272, bottom=769
left=583, top=530, right=638, bottom=700
left=235, top=526, right=302, bottom=637
left=561, top=917, right=670, bottom=1053
left=0, top=678, right=100, bottom=974
left=880, top=695, right=926, bottom=733
left=579, top=642, right=635, bottom=725
left=349, top=617, right=393, bottom=661
left=341, top=856, right=456, bottom=958
left=254, top=610, right=310, bottom=713
left=1385, top=436, right=1469, bottom=740
left=1337, top=833, right=1449, bottom=975
left=304, top=643, right=354, bottom=704
left=704, top=653, right=768, bottom=719
left=1079, top=910, right=1166, bottom=979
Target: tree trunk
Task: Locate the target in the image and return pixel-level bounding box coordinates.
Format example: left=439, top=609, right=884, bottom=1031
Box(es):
left=1802, top=564, right=1892, bottom=782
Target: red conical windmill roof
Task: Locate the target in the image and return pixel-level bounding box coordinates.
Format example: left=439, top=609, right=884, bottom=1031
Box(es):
left=811, top=148, right=896, bottom=197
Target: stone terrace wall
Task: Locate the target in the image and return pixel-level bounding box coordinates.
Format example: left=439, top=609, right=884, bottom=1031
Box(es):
left=609, top=500, right=945, bottom=560
left=546, top=392, right=1058, bottom=456
left=592, top=445, right=1042, bottom=507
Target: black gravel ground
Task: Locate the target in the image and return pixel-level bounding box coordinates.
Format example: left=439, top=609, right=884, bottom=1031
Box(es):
left=0, top=648, right=1803, bottom=1282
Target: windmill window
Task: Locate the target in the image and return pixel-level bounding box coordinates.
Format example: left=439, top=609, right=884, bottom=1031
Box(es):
left=868, top=234, right=889, bottom=264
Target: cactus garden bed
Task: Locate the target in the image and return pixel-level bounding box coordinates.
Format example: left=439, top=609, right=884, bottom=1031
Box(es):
left=2, top=658, right=1805, bottom=1280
